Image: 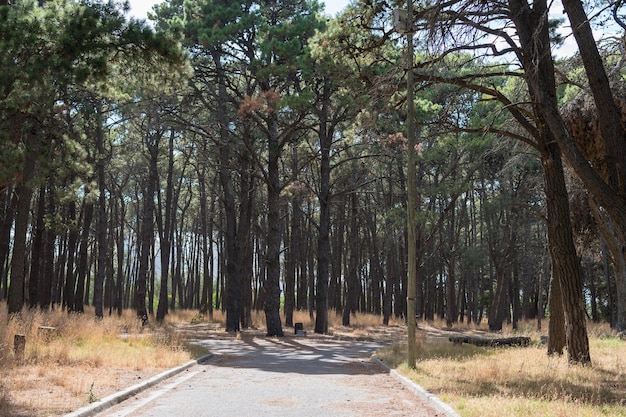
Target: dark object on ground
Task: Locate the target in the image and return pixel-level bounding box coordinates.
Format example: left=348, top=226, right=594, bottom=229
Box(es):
left=14, top=334, right=26, bottom=358
left=448, top=335, right=531, bottom=347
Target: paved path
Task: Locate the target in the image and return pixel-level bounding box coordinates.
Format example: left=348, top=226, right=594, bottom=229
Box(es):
left=97, top=335, right=444, bottom=417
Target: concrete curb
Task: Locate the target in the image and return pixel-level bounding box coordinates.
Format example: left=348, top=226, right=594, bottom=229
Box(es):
left=371, top=357, right=461, bottom=417
left=64, top=354, right=213, bottom=417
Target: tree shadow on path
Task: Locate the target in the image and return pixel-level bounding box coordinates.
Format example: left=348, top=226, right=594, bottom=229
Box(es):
left=194, top=335, right=388, bottom=376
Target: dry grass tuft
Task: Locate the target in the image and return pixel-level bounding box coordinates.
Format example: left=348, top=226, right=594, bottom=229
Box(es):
left=376, top=321, right=626, bottom=417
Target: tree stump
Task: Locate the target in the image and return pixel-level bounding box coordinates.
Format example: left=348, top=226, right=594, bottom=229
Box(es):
left=449, top=335, right=531, bottom=347
left=38, top=326, right=58, bottom=342
left=14, top=334, right=26, bottom=359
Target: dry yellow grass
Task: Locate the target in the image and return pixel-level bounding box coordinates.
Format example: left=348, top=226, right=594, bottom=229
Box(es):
left=375, top=320, right=626, bottom=417
left=0, top=304, right=199, bottom=417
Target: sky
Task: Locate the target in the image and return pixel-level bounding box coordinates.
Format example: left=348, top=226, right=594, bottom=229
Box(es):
left=128, top=0, right=352, bottom=21
left=126, top=0, right=584, bottom=58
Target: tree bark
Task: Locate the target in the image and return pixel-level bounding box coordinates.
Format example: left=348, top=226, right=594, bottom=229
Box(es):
left=94, top=105, right=107, bottom=319
left=315, top=91, right=332, bottom=334
left=73, top=197, right=94, bottom=314
left=29, top=185, right=46, bottom=308
left=0, top=188, right=17, bottom=300
left=198, top=167, right=215, bottom=319
left=40, top=178, right=55, bottom=310
left=445, top=204, right=458, bottom=327
left=156, top=130, right=176, bottom=323
left=136, top=132, right=158, bottom=324
left=264, top=112, right=284, bottom=337
left=342, top=192, right=360, bottom=326
left=547, top=272, right=566, bottom=355
left=213, top=49, right=241, bottom=333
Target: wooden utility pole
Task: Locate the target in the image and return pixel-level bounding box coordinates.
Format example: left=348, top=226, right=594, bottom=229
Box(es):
left=405, top=0, right=417, bottom=369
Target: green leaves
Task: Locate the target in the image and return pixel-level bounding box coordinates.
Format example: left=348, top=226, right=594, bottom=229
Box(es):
left=0, top=0, right=186, bottom=193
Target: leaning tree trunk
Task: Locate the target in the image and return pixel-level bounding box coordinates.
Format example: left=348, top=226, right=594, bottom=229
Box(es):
left=542, top=144, right=590, bottom=363
left=508, top=0, right=591, bottom=365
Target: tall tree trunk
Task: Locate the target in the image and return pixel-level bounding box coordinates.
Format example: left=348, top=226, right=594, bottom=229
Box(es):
left=29, top=185, right=46, bottom=308
left=114, top=195, right=125, bottom=316
left=284, top=196, right=298, bottom=327
left=330, top=194, right=345, bottom=313
left=342, top=192, right=359, bottom=326
left=74, top=197, right=94, bottom=314
left=63, top=201, right=78, bottom=311
left=94, top=106, right=107, bottom=319
left=541, top=138, right=589, bottom=362
left=40, top=178, right=55, bottom=309
left=296, top=221, right=308, bottom=311
left=8, top=121, right=37, bottom=314
left=446, top=206, right=458, bottom=327
left=365, top=208, right=383, bottom=316
left=237, top=151, right=254, bottom=328
left=510, top=258, right=521, bottom=329
left=315, top=94, right=331, bottom=334
left=136, top=134, right=158, bottom=324
left=212, top=49, right=241, bottom=333
left=199, top=168, right=215, bottom=319
left=264, top=112, right=284, bottom=337
left=0, top=188, right=17, bottom=301
left=156, top=130, right=176, bottom=323
left=6, top=184, right=32, bottom=311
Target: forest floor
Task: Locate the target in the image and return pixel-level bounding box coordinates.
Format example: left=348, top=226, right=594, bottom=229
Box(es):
left=1, top=307, right=625, bottom=417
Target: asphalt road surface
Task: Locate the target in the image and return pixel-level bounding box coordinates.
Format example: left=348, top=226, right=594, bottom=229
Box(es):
left=97, top=335, right=443, bottom=417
